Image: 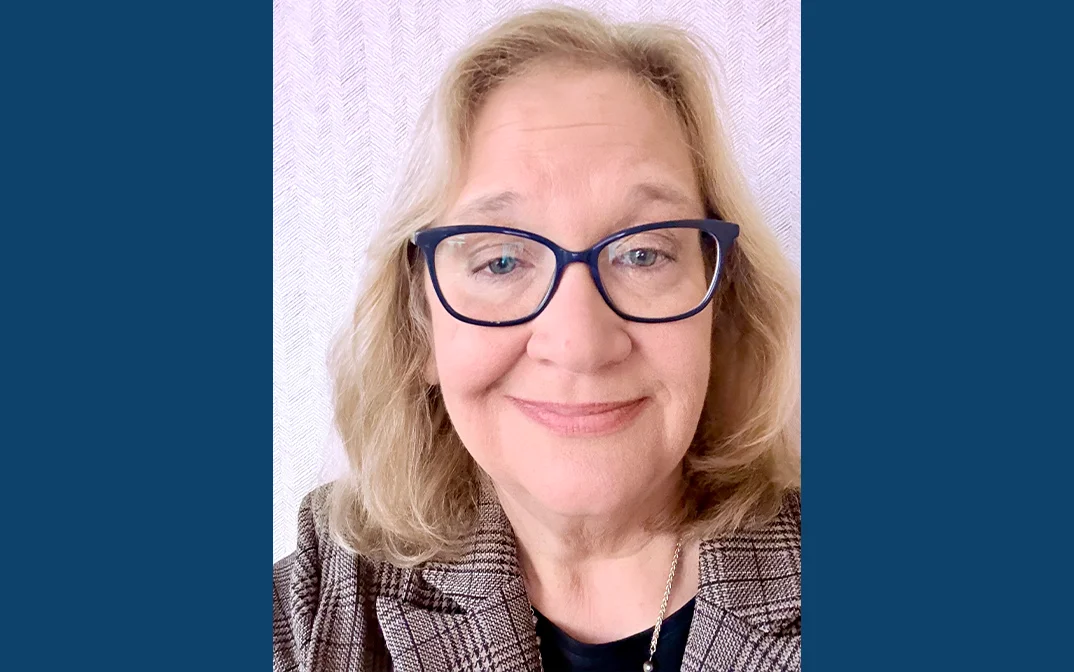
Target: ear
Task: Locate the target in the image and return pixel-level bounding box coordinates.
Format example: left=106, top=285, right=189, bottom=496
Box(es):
left=423, top=346, right=439, bottom=386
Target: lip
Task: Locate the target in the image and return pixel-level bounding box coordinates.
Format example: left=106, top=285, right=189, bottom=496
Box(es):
left=507, top=396, right=648, bottom=437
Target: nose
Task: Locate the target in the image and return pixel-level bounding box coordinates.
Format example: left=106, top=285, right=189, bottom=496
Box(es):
left=525, top=263, right=632, bottom=373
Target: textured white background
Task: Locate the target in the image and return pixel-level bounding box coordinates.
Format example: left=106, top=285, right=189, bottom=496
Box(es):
left=273, top=0, right=801, bottom=562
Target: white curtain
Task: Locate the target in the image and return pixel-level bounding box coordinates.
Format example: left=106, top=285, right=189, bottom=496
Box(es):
left=273, top=0, right=801, bottom=561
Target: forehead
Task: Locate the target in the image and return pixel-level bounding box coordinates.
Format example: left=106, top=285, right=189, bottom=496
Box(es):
left=450, top=66, right=703, bottom=228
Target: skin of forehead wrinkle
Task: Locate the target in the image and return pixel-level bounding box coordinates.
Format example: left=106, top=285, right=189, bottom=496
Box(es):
left=446, top=181, right=702, bottom=238
left=481, top=120, right=617, bottom=135
left=450, top=69, right=702, bottom=230
left=473, top=75, right=681, bottom=149
left=454, top=137, right=700, bottom=223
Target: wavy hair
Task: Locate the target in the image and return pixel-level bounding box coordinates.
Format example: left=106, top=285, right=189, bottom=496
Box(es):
left=327, top=5, right=800, bottom=566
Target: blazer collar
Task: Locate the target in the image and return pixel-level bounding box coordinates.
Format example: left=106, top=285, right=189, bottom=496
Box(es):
left=414, top=481, right=525, bottom=610
left=403, top=486, right=800, bottom=625
left=374, top=484, right=541, bottom=671
left=698, top=492, right=801, bottom=632
left=376, top=487, right=800, bottom=671
left=681, top=493, right=802, bottom=670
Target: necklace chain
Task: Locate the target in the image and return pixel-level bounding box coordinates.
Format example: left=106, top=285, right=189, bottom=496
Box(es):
left=529, top=537, right=684, bottom=672
left=647, top=538, right=683, bottom=664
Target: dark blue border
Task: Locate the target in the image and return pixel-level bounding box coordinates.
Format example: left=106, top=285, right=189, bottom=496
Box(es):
left=4, top=1, right=266, bottom=669
left=806, top=1, right=1074, bottom=669
left=5, top=0, right=1074, bottom=669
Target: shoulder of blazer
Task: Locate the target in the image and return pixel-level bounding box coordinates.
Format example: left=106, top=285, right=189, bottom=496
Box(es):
left=697, top=489, right=801, bottom=634
left=272, top=484, right=403, bottom=672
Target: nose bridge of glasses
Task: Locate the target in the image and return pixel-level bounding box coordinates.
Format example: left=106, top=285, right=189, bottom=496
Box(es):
left=542, top=246, right=611, bottom=313
left=555, top=246, right=597, bottom=269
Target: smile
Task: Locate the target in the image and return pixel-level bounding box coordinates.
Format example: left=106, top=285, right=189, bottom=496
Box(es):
left=506, top=397, right=649, bottom=437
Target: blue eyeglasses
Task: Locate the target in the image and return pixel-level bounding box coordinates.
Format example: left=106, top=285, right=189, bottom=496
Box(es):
left=411, top=219, right=739, bottom=327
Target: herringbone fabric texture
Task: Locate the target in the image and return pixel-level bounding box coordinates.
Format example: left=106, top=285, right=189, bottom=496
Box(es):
left=272, top=0, right=802, bottom=562
left=273, top=484, right=801, bottom=671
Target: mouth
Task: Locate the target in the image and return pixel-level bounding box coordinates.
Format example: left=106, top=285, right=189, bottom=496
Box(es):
left=506, top=397, right=649, bottom=437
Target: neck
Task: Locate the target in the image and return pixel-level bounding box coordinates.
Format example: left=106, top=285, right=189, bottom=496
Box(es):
left=494, top=468, right=699, bottom=644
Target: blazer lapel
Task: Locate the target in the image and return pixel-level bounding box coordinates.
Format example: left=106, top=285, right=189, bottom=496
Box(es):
left=377, top=487, right=800, bottom=672
left=375, top=486, right=543, bottom=672
left=681, top=493, right=802, bottom=672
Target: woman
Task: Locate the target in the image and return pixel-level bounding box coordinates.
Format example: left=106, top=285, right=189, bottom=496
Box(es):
left=274, top=6, right=800, bottom=672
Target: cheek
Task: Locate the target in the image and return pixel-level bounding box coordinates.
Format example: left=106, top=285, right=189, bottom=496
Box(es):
left=644, top=313, right=713, bottom=377
left=639, top=316, right=712, bottom=416
left=429, top=312, right=529, bottom=477
left=683, top=327, right=713, bottom=396
left=426, top=293, right=527, bottom=401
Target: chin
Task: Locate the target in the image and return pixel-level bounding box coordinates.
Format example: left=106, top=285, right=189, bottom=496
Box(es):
left=514, top=460, right=641, bottom=517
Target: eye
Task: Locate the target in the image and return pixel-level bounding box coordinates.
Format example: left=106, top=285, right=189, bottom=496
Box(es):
left=621, top=248, right=660, bottom=267
left=486, top=256, right=519, bottom=274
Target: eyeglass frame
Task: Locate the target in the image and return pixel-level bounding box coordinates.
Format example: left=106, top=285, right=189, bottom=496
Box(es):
left=410, top=218, right=740, bottom=327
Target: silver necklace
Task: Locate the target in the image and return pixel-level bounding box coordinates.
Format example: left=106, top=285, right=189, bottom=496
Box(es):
left=530, top=537, right=684, bottom=672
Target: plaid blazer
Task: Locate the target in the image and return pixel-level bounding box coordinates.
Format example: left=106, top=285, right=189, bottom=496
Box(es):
left=273, top=484, right=801, bottom=671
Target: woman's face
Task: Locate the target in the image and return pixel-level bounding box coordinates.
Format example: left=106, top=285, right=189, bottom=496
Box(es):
left=425, top=66, right=712, bottom=518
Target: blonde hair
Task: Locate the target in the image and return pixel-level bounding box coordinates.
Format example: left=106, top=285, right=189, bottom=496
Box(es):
left=327, top=5, right=800, bottom=566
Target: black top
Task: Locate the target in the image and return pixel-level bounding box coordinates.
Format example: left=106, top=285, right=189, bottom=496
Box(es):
left=533, top=598, right=696, bottom=672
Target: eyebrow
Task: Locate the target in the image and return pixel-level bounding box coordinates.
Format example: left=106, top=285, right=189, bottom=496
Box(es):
left=625, top=181, right=701, bottom=212
left=447, top=190, right=523, bottom=223
left=445, top=181, right=701, bottom=226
